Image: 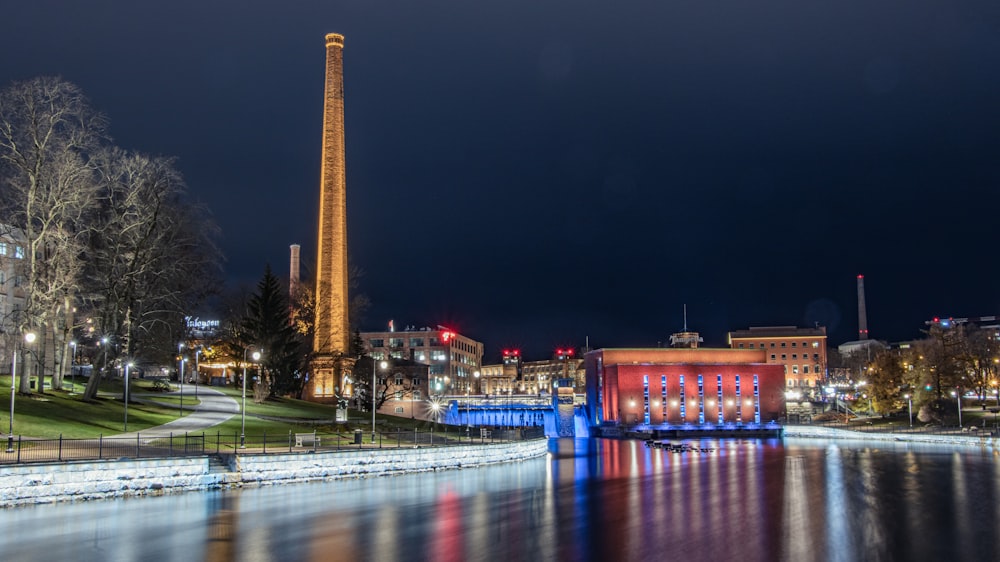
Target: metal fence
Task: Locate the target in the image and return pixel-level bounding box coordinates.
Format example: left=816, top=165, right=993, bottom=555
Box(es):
left=0, top=425, right=546, bottom=466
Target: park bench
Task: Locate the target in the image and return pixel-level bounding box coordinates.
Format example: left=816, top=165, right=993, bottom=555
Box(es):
left=295, top=432, right=320, bottom=448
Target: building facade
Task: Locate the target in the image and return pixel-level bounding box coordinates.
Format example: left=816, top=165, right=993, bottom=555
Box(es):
left=480, top=348, right=584, bottom=396
left=585, top=347, right=786, bottom=427
left=359, top=326, right=483, bottom=395
left=728, top=326, right=828, bottom=390
left=0, top=227, right=27, bottom=375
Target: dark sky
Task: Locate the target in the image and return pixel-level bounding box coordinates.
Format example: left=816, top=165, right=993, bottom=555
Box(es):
left=3, top=1, right=999, bottom=360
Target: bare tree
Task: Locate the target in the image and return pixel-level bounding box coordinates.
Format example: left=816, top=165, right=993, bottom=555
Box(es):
left=80, top=148, right=220, bottom=400
left=0, top=77, right=105, bottom=393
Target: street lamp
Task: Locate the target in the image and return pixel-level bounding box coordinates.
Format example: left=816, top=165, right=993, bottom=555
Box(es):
left=194, top=347, right=201, bottom=397
left=951, top=390, right=962, bottom=428
left=100, top=336, right=110, bottom=378
left=241, top=347, right=261, bottom=448
left=68, top=340, right=77, bottom=390
left=467, top=370, right=480, bottom=429
left=7, top=331, right=36, bottom=452
left=372, top=358, right=387, bottom=443
left=124, top=361, right=134, bottom=431
left=904, top=394, right=912, bottom=427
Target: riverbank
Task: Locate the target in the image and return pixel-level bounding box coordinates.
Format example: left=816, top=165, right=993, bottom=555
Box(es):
left=0, top=438, right=549, bottom=508
left=784, top=424, right=1000, bottom=449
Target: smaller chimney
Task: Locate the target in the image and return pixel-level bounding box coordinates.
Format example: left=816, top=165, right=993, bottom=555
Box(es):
left=289, top=244, right=301, bottom=296
left=857, top=274, right=869, bottom=340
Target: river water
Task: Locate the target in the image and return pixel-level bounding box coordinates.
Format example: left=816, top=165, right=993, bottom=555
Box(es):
left=1, top=437, right=998, bottom=562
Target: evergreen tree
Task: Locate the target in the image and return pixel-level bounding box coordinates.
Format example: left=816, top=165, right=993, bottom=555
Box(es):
left=243, top=265, right=302, bottom=400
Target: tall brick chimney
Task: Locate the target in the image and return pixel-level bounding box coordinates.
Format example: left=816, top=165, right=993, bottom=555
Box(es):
left=306, top=33, right=353, bottom=402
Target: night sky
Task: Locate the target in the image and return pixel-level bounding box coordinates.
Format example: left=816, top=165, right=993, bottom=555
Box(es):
left=3, top=1, right=999, bottom=360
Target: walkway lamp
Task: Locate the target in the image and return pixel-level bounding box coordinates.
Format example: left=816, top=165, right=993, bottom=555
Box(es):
left=372, top=358, right=387, bottom=443
left=7, top=331, right=36, bottom=452
left=69, top=340, right=77, bottom=390
left=241, top=347, right=261, bottom=448
left=904, top=394, right=912, bottom=427
left=124, top=361, right=134, bottom=431
left=951, top=390, right=962, bottom=428
left=194, top=347, right=201, bottom=397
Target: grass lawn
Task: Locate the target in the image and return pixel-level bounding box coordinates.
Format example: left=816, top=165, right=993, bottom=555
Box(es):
left=0, top=376, right=444, bottom=439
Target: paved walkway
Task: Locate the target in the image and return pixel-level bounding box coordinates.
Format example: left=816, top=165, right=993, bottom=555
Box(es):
left=109, top=384, right=240, bottom=439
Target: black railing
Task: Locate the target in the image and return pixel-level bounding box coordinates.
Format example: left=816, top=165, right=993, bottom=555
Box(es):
left=0, top=425, right=545, bottom=466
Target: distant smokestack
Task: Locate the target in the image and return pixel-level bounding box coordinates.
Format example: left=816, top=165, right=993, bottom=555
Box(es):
left=289, top=244, right=301, bottom=297
left=857, top=274, right=869, bottom=340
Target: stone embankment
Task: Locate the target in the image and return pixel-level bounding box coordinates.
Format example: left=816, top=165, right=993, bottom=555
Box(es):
left=0, top=439, right=548, bottom=508
left=784, top=424, right=1000, bottom=449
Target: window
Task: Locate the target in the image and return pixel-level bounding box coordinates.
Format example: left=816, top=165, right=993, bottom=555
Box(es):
left=804, top=365, right=810, bottom=374
left=738, top=343, right=744, bottom=349
left=781, top=342, right=786, bottom=348
left=0, top=243, right=6, bottom=256
left=792, top=354, right=797, bottom=359
left=0, top=271, right=4, bottom=284
left=749, top=343, right=755, bottom=348
left=432, top=351, right=446, bottom=361
left=813, top=353, right=819, bottom=360
left=812, top=341, right=819, bottom=348
left=815, top=364, right=821, bottom=374
left=770, top=354, right=776, bottom=360
left=409, top=338, right=424, bottom=347
left=792, top=365, right=799, bottom=374
left=394, top=407, right=404, bottom=413
left=370, top=338, right=384, bottom=347
left=394, top=391, right=403, bottom=400
left=389, top=338, right=404, bottom=348
left=791, top=342, right=797, bottom=348
left=770, top=342, right=776, bottom=348
left=14, top=246, right=24, bottom=259
left=395, top=376, right=403, bottom=385
left=412, top=377, right=420, bottom=385
left=413, top=390, right=421, bottom=400
left=781, top=354, right=786, bottom=360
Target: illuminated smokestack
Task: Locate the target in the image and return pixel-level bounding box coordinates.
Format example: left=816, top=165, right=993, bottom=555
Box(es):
left=289, top=244, right=300, bottom=297
left=857, top=274, right=869, bottom=340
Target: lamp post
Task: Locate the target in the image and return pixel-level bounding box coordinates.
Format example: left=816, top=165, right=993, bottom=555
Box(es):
left=951, top=390, right=962, bottom=428
left=241, top=347, right=261, bottom=448
left=101, top=336, right=109, bottom=378
left=372, top=358, right=387, bottom=443
left=466, top=370, right=480, bottom=430
left=194, top=347, right=201, bottom=397
left=904, top=394, right=912, bottom=427
left=69, top=340, right=77, bottom=390
left=124, top=361, right=134, bottom=431
left=7, top=331, right=36, bottom=452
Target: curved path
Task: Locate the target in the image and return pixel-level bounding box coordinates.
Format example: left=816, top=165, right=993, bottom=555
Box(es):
left=109, top=384, right=239, bottom=439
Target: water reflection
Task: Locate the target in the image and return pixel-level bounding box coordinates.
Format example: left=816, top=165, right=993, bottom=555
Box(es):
left=0, top=438, right=997, bottom=561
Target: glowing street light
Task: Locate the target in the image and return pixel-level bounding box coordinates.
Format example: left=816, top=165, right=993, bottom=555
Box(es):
left=241, top=347, right=262, bottom=448
left=466, top=370, right=480, bottom=429
left=7, top=331, right=36, bottom=452
left=904, top=393, right=912, bottom=427
left=951, top=390, right=962, bottom=428
left=68, top=340, right=78, bottom=390
left=372, top=358, right=387, bottom=443
left=124, top=361, right=134, bottom=431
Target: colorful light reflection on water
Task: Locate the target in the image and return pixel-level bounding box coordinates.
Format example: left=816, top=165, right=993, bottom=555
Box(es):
left=0, top=437, right=998, bottom=561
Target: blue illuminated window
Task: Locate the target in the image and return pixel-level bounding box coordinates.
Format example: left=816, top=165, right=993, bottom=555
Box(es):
left=661, top=375, right=667, bottom=421
left=735, top=375, right=742, bottom=423
left=698, top=374, right=704, bottom=424
left=643, top=375, right=650, bottom=424
left=753, top=374, right=760, bottom=424
left=679, top=375, right=686, bottom=420
left=717, top=374, right=723, bottom=424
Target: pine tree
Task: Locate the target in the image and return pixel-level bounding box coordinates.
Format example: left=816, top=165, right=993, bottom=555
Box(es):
left=243, top=265, right=303, bottom=400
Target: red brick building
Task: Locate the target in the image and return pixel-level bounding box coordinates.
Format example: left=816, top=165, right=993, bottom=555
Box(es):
left=584, top=348, right=786, bottom=427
